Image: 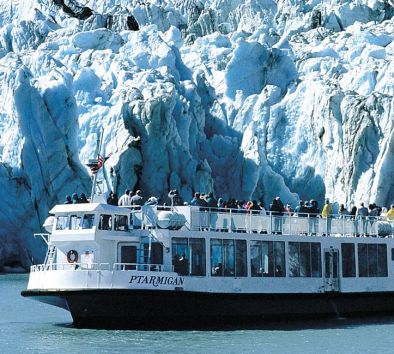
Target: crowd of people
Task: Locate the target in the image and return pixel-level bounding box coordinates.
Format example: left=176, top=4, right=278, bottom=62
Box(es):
left=64, top=193, right=89, bottom=204
left=64, top=189, right=394, bottom=223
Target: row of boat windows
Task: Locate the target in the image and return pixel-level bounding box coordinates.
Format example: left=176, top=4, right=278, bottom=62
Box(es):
left=342, top=243, right=387, bottom=277
left=170, top=238, right=388, bottom=278
left=56, top=214, right=128, bottom=231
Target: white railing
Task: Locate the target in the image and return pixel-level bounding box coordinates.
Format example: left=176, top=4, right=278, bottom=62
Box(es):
left=188, top=210, right=394, bottom=237
left=86, top=205, right=394, bottom=238
left=30, top=263, right=111, bottom=272
left=30, top=262, right=172, bottom=273
left=113, top=263, right=173, bottom=272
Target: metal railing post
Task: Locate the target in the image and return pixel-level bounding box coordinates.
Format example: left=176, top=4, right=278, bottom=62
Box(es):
left=229, top=208, right=232, bottom=233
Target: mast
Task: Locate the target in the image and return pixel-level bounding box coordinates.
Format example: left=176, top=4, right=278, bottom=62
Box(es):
left=90, top=128, right=104, bottom=203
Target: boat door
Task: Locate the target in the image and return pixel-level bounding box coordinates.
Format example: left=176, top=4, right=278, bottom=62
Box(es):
left=118, top=243, right=137, bottom=270
left=324, top=248, right=339, bottom=292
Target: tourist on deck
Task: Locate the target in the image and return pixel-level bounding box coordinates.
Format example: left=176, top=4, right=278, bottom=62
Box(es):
left=236, top=200, right=246, bottom=213
left=190, top=192, right=206, bottom=207
left=368, top=204, right=379, bottom=231
left=107, top=191, right=114, bottom=204
left=387, top=205, right=394, bottom=222
left=257, top=201, right=267, bottom=234
left=245, top=200, right=253, bottom=211
left=205, top=192, right=217, bottom=210
left=349, top=205, right=358, bottom=235
left=217, top=198, right=225, bottom=211
left=258, top=201, right=266, bottom=215
left=350, top=205, right=357, bottom=218
left=118, top=189, right=131, bottom=206
left=294, top=201, right=303, bottom=216
left=356, top=202, right=369, bottom=235
left=107, top=192, right=118, bottom=206
left=339, top=204, right=348, bottom=219
left=321, top=199, right=332, bottom=235
left=130, top=190, right=143, bottom=206
left=285, top=204, right=294, bottom=216
left=375, top=203, right=382, bottom=216
left=64, top=195, right=72, bottom=204
left=227, top=198, right=237, bottom=210
left=269, top=197, right=284, bottom=234
left=72, top=193, right=80, bottom=204
left=168, top=189, right=183, bottom=207
left=79, top=193, right=89, bottom=203
left=250, top=200, right=261, bottom=214
left=308, top=200, right=319, bottom=235
left=299, top=201, right=310, bottom=217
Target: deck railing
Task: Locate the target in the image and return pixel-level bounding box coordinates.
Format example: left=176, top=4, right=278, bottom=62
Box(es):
left=188, top=209, right=393, bottom=237
left=129, top=205, right=393, bottom=238
left=30, top=262, right=173, bottom=273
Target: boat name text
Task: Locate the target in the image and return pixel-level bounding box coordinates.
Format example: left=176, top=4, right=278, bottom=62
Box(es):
left=129, top=275, right=184, bottom=287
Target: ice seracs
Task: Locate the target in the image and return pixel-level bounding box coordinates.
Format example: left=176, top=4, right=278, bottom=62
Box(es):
left=0, top=0, right=393, bottom=269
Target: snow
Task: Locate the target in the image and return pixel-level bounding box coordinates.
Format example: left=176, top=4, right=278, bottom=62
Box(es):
left=0, top=0, right=393, bottom=268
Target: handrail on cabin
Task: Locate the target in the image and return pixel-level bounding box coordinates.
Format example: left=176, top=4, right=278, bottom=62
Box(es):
left=126, top=206, right=393, bottom=238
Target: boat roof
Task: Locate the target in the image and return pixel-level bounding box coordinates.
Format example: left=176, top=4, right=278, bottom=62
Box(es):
left=50, top=203, right=129, bottom=214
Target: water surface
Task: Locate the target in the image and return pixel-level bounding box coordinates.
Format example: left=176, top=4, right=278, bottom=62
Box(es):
left=1, top=273, right=394, bottom=353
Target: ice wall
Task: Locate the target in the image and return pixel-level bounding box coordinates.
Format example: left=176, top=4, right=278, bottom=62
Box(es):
left=0, top=0, right=393, bottom=269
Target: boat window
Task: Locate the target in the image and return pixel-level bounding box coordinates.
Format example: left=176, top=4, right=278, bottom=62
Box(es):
left=115, top=215, right=129, bottom=231
left=378, top=244, right=388, bottom=277
left=172, top=238, right=206, bottom=276
left=190, top=238, right=206, bottom=276
left=341, top=243, right=356, bottom=277
left=70, top=215, right=82, bottom=230
left=55, top=216, right=68, bottom=230
left=143, top=243, right=163, bottom=266
left=120, top=245, right=137, bottom=270
left=358, top=243, right=387, bottom=277
left=250, top=241, right=285, bottom=277
left=223, top=239, right=235, bottom=276
left=211, top=239, right=247, bottom=277
left=289, top=242, right=321, bottom=278
left=392, top=248, right=394, bottom=261
left=235, top=240, right=247, bottom=277
left=211, top=239, right=223, bottom=276
left=98, top=214, right=112, bottom=230
left=82, top=214, right=95, bottom=229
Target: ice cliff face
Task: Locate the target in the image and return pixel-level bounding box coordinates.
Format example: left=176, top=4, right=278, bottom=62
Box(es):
left=0, top=0, right=393, bottom=269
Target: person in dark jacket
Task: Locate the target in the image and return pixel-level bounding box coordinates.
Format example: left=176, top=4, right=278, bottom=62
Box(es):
left=308, top=200, right=319, bottom=234
left=64, top=195, right=72, bottom=204
left=269, top=197, right=284, bottom=234
left=79, top=193, right=89, bottom=203
left=72, top=193, right=80, bottom=204
left=190, top=192, right=206, bottom=207
left=107, top=192, right=118, bottom=206
left=205, top=192, right=217, bottom=210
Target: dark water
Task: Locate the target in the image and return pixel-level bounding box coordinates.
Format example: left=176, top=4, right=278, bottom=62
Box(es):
left=2, top=273, right=394, bottom=354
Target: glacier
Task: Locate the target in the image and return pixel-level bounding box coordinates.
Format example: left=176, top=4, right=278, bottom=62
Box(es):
left=0, top=0, right=393, bottom=270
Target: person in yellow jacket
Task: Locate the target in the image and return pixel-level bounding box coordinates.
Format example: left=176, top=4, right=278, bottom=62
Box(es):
left=321, top=199, right=332, bottom=218
left=387, top=205, right=394, bottom=222
left=321, top=199, right=332, bottom=235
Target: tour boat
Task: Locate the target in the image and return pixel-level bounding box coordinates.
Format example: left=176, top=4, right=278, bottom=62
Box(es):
left=22, top=202, right=394, bottom=328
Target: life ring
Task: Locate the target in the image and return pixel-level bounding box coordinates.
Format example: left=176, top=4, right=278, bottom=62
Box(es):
left=67, top=250, right=79, bottom=263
